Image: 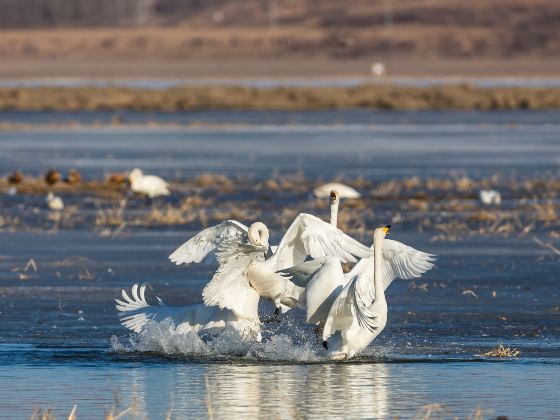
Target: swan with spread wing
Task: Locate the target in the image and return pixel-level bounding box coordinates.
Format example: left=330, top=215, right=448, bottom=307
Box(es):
left=168, top=190, right=343, bottom=266
left=115, top=282, right=261, bottom=341
left=286, top=226, right=435, bottom=332
left=322, top=226, right=393, bottom=359
left=200, top=215, right=371, bottom=317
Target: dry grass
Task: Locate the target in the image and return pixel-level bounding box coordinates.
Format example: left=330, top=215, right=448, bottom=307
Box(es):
left=478, top=343, right=521, bottom=358
left=1, top=85, right=560, bottom=112
left=1, top=173, right=558, bottom=241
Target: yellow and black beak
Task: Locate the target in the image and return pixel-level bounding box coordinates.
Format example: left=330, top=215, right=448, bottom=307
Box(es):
left=330, top=190, right=337, bottom=199
left=383, top=225, right=391, bottom=235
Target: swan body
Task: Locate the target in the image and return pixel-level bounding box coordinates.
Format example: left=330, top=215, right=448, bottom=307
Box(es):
left=314, top=183, right=361, bottom=199
left=323, top=227, right=391, bottom=360
left=116, top=284, right=261, bottom=341
left=129, top=168, right=170, bottom=198
left=46, top=192, right=64, bottom=211
left=479, top=189, right=501, bottom=205
left=288, top=236, right=435, bottom=327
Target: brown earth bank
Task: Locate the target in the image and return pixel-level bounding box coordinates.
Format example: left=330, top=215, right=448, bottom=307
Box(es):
left=1, top=85, right=559, bottom=111
left=1, top=0, right=559, bottom=60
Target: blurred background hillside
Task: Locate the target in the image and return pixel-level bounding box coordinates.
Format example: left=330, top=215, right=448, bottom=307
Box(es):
left=0, top=0, right=559, bottom=78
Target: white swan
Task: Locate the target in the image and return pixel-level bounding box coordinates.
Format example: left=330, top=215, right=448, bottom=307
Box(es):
left=322, top=226, right=391, bottom=359
left=115, top=284, right=261, bottom=341
left=169, top=191, right=343, bottom=266
left=329, top=190, right=340, bottom=227
left=314, top=183, right=361, bottom=199
left=129, top=168, right=170, bottom=198
left=479, top=189, right=501, bottom=205
left=200, top=216, right=371, bottom=317
left=46, top=192, right=64, bottom=211
left=287, top=226, right=435, bottom=328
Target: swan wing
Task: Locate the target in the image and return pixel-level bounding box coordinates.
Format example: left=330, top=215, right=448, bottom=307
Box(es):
left=304, top=257, right=346, bottom=324
left=169, top=220, right=249, bottom=265
left=322, top=274, right=380, bottom=340
left=345, top=239, right=436, bottom=302
left=202, top=239, right=264, bottom=322
left=271, top=213, right=370, bottom=271
left=281, top=257, right=329, bottom=287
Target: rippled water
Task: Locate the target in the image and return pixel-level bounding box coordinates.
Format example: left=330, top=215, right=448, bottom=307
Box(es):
left=0, top=110, right=559, bottom=418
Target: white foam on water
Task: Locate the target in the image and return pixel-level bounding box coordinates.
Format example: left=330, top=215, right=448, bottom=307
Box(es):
left=110, top=319, right=327, bottom=362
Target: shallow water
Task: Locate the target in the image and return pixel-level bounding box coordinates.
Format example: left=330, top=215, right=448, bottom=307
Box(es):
left=0, top=110, right=559, bottom=418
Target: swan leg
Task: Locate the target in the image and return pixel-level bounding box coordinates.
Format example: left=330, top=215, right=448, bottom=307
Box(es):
left=263, top=306, right=281, bottom=324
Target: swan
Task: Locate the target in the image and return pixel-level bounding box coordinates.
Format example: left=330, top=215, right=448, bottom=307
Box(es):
left=169, top=190, right=342, bottom=267
left=286, top=226, right=435, bottom=331
left=197, top=216, right=371, bottom=318
left=115, top=283, right=261, bottom=341
left=479, top=189, right=501, bottom=205
left=329, top=190, right=340, bottom=227
left=314, top=183, right=361, bottom=199
left=129, top=168, right=170, bottom=198
left=46, top=192, right=64, bottom=211
left=322, top=226, right=392, bottom=360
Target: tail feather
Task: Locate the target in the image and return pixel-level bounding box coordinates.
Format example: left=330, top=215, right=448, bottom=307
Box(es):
left=115, top=284, right=162, bottom=332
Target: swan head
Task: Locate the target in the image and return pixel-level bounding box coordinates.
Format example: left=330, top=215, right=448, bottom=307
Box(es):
left=374, top=225, right=391, bottom=241
left=248, top=222, right=270, bottom=249
left=129, top=168, right=143, bottom=184
left=329, top=190, right=340, bottom=205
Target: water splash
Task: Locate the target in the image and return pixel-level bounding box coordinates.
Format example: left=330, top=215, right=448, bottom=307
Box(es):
left=110, top=319, right=328, bottom=362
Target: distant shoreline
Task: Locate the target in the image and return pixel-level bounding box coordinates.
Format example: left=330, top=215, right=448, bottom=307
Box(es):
left=1, top=84, right=559, bottom=111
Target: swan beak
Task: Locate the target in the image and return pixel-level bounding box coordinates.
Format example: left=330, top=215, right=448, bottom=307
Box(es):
left=383, top=225, right=391, bottom=235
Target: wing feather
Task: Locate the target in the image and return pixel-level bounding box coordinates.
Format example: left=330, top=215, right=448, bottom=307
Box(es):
left=271, top=213, right=371, bottom=271
left=344, top=238, right=436, bottom=302
left=169, top=220, right=249, bottom=265
left=201, top=240, right=264, bottom=322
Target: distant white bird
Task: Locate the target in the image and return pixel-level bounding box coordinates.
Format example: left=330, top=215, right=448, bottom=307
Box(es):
left=479, top=189, right=501, bottom=205
left=371, top=62, right=386, bottom=77
left=46, top=192, right=64, bottom=211
left=314, top=183, right=361, bottom=199
left=116, top=283, right=262, bottom=341
left=322, top=226, right=391, bottom=359
left=129, top=168, right=170, bottom=198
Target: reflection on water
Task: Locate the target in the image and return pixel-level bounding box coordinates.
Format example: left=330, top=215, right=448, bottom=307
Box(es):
left=2, top=358, right=559, bottom=419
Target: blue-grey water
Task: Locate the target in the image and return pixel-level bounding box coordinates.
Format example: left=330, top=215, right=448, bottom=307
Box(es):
left=0, top=110, right=559, bottom=419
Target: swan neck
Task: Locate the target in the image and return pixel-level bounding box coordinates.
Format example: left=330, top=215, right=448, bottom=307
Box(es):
left=330, top=201, right=339, bottom=227
left=373, top=235, right=385, bottom=303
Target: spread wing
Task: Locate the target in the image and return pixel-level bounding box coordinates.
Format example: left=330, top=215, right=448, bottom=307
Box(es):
left=169, top=220, right=249, bottom=265
left=270, top=213, right=371, bottom=272
left=202, top=239, right=265, bottom=322
left=344, top=239, right=436, bottom=302
left=322, top=274, right=379, bottom=340
left=303, top=257, right=346, bottom=324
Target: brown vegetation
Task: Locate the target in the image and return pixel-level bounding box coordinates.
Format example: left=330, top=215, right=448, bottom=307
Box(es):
left=1, top=85, right=559, bottom=111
